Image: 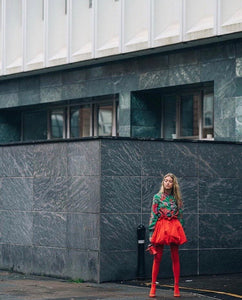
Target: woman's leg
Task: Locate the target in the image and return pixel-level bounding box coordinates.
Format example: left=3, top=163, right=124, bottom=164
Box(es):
left=149, top=245, right=164, bottom=297
left=170, top=244, right=180, bottom=297
left=151, top=245, right=164, bottom=283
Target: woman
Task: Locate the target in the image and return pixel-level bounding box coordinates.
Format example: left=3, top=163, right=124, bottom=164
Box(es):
left=148, top=173, right=187, bottom=298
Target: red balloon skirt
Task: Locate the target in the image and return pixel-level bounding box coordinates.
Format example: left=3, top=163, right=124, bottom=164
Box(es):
left=151, top=218, right=187, bottom=246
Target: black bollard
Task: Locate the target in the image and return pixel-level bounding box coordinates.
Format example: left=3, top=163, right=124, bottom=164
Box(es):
left=136, top=224, right=146, bottom=279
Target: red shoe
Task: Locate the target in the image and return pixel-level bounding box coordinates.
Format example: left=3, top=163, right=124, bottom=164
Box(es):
left=174, top=283, right=180, bottom=297
left=149, top=283, right=156, bottom=297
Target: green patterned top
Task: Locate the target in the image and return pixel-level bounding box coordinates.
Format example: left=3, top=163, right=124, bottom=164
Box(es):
left=148, top=192, right=184, bottom=238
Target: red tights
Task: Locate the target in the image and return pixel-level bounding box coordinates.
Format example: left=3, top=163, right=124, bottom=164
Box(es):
left=151, top=244, right=180, bottom=284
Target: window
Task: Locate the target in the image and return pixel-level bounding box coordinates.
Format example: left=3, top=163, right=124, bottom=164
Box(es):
left=132, top=84, right=214, bottom=140
left=202, top=93, right=214, bottom=138
left=70, top=105, right=91, bottom=138
left=97, top=104, right=113, bottom=136
left=23, top=110, right=47, bottom=141
left=19, top=95, right=118, bottom=142
left=95, top=102, right=117, bottom=136
left=179, top=94, right=199, bottom=138
left=161, top=88, right=214, bottom=139
left=163, top=95, right=176, bottom=139
left=49, top=109, right=66, bottom=139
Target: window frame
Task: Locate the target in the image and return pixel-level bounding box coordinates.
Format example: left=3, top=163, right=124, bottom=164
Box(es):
left=18, top=95, right=119, bottom=142
left=161, top=86, right=214, bottom=140
left=48, top=107, right=67, bottom=140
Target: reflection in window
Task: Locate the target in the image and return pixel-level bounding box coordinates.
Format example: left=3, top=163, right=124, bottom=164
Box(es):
left=97, top=104, right=113, bottom=136
left=163, top=95, right=176, bottom=138
left=203, top=93, right=214, bottom=138
left=159, top=87, right=214, bottom=140
left=70, top=105, right=91, bottom=137
left=180, top=94, right=199, bottom=137
left=50, top=109, right=64, bottom=138
left=4, top=95, right=119, bottom=143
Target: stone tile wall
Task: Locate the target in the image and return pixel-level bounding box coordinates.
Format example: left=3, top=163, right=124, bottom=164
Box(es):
left=0, top=39, right=242, bottom=142
left=0, top=140, right=101, bottom=282
left=99, top=139, right=242, bottom=281
left=0, top=137, right=241, bottom=282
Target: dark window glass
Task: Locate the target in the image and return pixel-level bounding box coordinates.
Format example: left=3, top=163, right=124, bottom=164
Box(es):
left=202, top=93, right=214, bottom=138
left=163, top=95, right=176, bottom=138
left=50, top=109, right=64, bottom=138
left=23, top=110, right=47, bottom=141
left=180, top=94, right=199, bottom=137
left=70, top=105, right=91, bottom=138
left=97, top=104, right=113, bottom=136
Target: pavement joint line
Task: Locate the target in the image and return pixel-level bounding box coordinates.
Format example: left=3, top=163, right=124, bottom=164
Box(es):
left=160, top=284, right=242, bottom=299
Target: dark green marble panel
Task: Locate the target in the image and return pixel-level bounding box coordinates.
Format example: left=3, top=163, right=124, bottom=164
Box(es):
left=0, top=93, right=19, bottom=108
left=61, top=82, right=87, bottom=100
left=32, top=246, right=66, bottom=277
left=33, top=212, right=67, bottom=247
left=138, top=69, right=169, bottom=90
left=65, top=249, right=98, bottom=282
left=1, top=145, right=34, bottom=177
left=198, top=143, right=242, bottom=178
left=100, top=250, right=137, bottom=282
left=0, top=211, right=33, bottom=245
left=199, top=178, right=241, bottom=213
left=234, top=78, right=242, bottom=97
left=199, top=249, right=242, bottom=274
left=119, top=108, right=131, bottom=126
left=141, top=141, right=198, bottom=177
left=168, top=64, right=200, bottom=86
left=199, top=213, right=241, bottom=248
left=0, top=79, right=19, bottom=93
left=0, top=244, right=33, bottom=274
left=101, top=176, right=141, bottom=213
left=33, top=176, right=69, bottom=212
left=67, top=141, right=100, bottom=176
left=136, top=53, right=168, bottom=72
left=169, top=49, right=199, bottom=66
left=235, top=39, right=242, bottom=57
left=0, top=177, right=33, bottom=210
left=100, top=213, right=140, bottom=251
left=19, top=90, right=40, bottom=106
left=67, top=213, right=99, bottom=250
left=101, top=140, right=142, bottom=176
left=68, top=176, right=100, bottom=213
left=33, top=143, right=67, bottom=177
left=200, top=42, right=235, bottom=63
left=62, top=69, right=87, bottom=84
left=19, top=76, right=40, bottom=91
left=40, top=72, right=62, bottom=87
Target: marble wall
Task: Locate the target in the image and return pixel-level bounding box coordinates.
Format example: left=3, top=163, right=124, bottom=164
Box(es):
left=99, top=139, right=242, bottom=281
left=0, top=140, right=101, bottom=282
left=0, top=38, right=242, bottom=142
left=0, top=139, right=241, bottom=282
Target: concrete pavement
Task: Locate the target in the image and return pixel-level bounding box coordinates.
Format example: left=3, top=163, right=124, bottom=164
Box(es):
left=0, top=270, right=241, bottom=300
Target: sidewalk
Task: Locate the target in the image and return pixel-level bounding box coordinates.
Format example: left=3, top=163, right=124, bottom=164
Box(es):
left=0, top=270, right=241, bottom=300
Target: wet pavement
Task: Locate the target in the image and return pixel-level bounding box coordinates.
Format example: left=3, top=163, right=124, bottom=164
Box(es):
left=0, top=270, right=241, bottom=300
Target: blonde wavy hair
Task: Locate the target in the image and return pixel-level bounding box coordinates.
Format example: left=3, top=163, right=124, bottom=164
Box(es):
left=159, top=173, right=183, bottom=208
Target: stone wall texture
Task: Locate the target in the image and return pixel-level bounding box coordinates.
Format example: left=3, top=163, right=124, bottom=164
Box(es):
left=0, top=139, right=241, bottom=282
left=0, top=38, right=242, bottom=142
